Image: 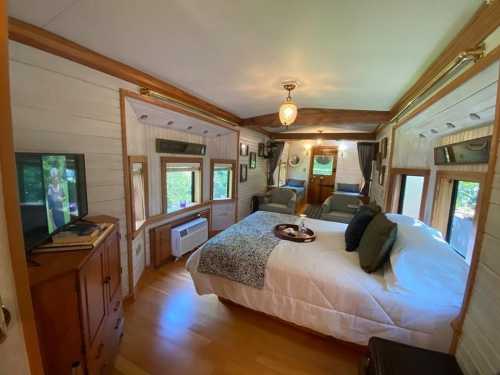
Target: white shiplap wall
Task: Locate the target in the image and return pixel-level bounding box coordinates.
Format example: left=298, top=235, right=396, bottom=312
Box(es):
left=238, top=128, right=268, bottom=219
left=10, top=41, right=136, bottom=296
left=456, top=142, right=500, bottom=374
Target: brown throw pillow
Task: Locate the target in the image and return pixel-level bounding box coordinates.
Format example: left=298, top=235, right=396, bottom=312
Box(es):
left=344, top=203, right=382, bottom=252
left=358, top=213, right=397, bottom=273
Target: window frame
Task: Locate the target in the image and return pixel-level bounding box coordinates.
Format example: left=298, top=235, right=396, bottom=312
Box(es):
left=387, top=168, right=430, bottom=221
left=128, top=155, right=149, bottom=236
left=210, top=159, right=236, bottom=202
left=431, top=170, right=486, bottom=263
left=160, top=156, right=204, bottom=214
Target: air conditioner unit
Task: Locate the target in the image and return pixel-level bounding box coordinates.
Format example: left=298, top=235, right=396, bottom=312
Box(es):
left=171, top=217, right=208, bottom=258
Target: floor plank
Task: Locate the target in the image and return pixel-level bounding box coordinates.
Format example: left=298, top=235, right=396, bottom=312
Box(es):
left=117, top=260, right=362, bottom=374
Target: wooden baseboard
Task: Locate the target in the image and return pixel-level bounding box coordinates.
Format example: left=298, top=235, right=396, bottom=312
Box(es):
left=217, top=296, right=368, bottom=354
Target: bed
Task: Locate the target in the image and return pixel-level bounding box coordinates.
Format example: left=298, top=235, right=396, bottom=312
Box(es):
left=186, top=211, right=467, bottom=353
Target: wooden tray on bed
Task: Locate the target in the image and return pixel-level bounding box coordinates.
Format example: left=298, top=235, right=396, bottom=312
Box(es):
left=273, top=224, right=316, bottom=243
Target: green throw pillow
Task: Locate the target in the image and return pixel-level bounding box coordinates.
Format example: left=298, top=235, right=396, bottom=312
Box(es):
left=358, top=213, right=397, bottom=273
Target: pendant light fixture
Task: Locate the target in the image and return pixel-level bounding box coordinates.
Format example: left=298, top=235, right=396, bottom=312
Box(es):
left=316, top=130, right=323, bottom=145
left=279, top=81, right=298, bottom=127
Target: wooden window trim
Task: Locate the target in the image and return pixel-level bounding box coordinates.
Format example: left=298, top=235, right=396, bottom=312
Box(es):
left=210, top=159, right=236, bottom=202
left=387, top=168, right=430, bottom=221
left=128, top=155, right=149, bottom=238
left=160, top=156, right=204, bottom=214
left=431, top=170, right=486, bottom=251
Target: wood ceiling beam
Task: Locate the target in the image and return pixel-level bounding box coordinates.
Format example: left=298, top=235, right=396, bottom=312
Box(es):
left=390, top=0, right=500, bottom=118
left=270, top=132, right=376, bottom=141
left=8, top=17, right=241, bottom=125
left=241, top=108, right=391, bottom=128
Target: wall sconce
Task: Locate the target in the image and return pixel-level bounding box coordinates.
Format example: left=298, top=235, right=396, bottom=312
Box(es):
left=338, top=142, right=348, bottom=159
left=303, top=143, right=312, bottom=156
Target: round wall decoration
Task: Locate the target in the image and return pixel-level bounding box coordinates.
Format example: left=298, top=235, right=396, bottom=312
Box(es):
left=289, top=155, right=301, bottom=167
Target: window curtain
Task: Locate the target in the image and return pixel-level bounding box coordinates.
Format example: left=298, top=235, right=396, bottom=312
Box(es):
left=357, top=142, right=376, bottom=196
left=132, top=170, right=146, bottom=224
left=267, top=141, right=285, bottom=186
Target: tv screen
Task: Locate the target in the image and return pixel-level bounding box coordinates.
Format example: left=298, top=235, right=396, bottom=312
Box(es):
left=16, top=153, right=88, bottom=251
left=434, top=136, right=491, bottom=166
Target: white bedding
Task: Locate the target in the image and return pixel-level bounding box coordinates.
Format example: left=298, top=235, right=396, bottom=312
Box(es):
left=186, top=216, right=462, bottom=352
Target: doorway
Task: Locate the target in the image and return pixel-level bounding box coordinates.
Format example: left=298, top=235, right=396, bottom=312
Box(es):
left=397, top=175, right=426, bottom=219
left=308, top=147, right=337, bottom=205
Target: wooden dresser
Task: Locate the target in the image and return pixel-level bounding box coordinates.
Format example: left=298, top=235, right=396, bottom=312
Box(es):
left=29, top=216, right=123, bottom=375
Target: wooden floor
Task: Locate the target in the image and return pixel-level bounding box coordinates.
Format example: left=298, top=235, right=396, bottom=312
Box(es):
left=114, top=259, right=362, bottom=375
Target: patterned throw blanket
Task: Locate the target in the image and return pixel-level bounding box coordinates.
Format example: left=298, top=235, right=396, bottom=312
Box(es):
left=197, top=211, right=299, bottom=289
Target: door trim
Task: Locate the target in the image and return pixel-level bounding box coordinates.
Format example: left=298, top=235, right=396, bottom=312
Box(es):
left=0, top=2, right=44, bottom=373
left=307, top=146, right=338, bottom=204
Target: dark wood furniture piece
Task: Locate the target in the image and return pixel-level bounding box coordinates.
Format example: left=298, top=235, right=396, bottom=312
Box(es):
left=29, top=216, right=123, bottom=375
left=360, top=337, right=463, bottom=375
left=150, top=207, right=211, bottom=267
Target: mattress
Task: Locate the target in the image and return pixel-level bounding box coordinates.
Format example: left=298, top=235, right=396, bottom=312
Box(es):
left=186, top=216, right=460, bottom=352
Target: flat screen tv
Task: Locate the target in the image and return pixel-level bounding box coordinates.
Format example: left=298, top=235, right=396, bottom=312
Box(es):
left=434, top=136, right=491, bottom=166
left=16, top=153, right=88, bottom=252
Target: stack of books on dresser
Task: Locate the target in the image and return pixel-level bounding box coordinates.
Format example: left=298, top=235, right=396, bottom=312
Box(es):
left=34, top=222, right=109, bottom=253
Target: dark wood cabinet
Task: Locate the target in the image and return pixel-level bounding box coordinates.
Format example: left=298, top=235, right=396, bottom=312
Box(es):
left=29, top=216, right=123, bottom=375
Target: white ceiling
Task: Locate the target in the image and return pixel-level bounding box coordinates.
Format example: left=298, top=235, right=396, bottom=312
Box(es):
left=400, top=61, right=499, bottom=140
left=8, top=0, right=481, bottom=119
left=127, top=97, right=234, bottom=138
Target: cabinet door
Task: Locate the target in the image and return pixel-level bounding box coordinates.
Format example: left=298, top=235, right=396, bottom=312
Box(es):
left=152, top=225, right=171, bottom=267
left=80, top=246, right=107, bottom=349
left=105, top=232, right=121, bottom=302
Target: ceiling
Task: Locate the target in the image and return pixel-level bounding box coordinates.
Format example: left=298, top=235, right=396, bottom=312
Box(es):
left=128, top=97, right=234, bottom=138
left=400, top=61, right=499, bottom=140
left=9, top=0, right=481, bottom=124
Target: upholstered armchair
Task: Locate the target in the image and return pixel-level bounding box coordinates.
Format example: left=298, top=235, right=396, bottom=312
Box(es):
left=320, top=193, right=362, bottom=223
left=258, top=188, right=297, bottom=215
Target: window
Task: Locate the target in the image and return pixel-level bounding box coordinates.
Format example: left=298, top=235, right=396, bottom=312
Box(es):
left=129, top=156, right=149, bottom=233
left=161, top=157, right=203, bottom=214
left=211, top=160, right=235, bottom=200
left=312, top=155, right=335, bottom=176
left=447, top=180, right=480, bottom=260
left=398, top=175, right=425, bottom=219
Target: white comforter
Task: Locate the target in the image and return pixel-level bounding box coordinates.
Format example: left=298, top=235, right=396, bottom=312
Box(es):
left=187, top=216, right=460, bottom=352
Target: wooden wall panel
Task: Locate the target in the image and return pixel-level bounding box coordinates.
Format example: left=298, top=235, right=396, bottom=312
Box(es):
left=9, top=41, right=136, bottom=296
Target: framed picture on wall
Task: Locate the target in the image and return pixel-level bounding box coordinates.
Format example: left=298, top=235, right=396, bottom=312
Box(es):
left=381, top=137, right=388, bottom=159
left=378, top=166, right=386, bottom=186
left=240, top=143, right=249, bottom=156
left=249, top=152, right=257, bottom=169
left=240, top=164, right=248, bottom=182
left=376, top=152, right=382, bottom=171
left=258, top=143, right=265, bottom=157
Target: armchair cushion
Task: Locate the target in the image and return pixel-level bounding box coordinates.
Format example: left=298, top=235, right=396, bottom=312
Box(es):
left=270, top=188, right=296, bottom=206
left=259, top=188, right=297, bottom=215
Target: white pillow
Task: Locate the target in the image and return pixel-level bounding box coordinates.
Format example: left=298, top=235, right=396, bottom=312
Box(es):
left=384, top=214, right=468, bottom=306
